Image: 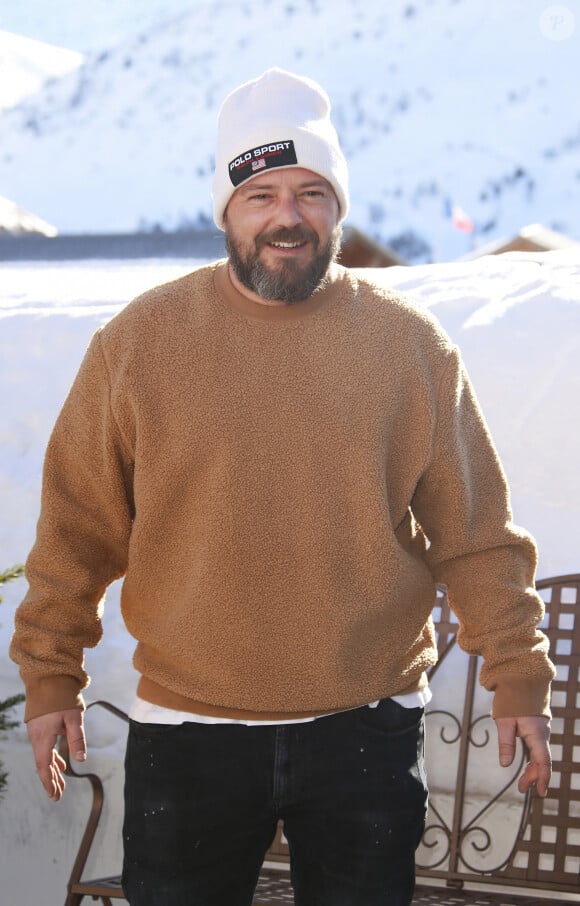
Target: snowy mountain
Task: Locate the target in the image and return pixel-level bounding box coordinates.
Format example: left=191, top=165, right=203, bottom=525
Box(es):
left=0, top=30, right=83, bottom=111
left=0, top=0, right=196, bottom=53
left=0, top=195, right=57, bottom=235
left=0, top=0, right=579, bottom=262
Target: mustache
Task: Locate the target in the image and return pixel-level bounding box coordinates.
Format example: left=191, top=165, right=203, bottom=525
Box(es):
left=256, top=226, right=319, bottom=249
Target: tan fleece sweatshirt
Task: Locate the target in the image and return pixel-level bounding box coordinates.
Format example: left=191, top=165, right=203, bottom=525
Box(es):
left=10, top=262, right=554, bottom=722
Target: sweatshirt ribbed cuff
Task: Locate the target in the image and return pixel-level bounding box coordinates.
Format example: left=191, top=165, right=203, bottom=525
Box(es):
left=23, top=675, right=86, bottom=722
left=490, top=673, right=552, bottom=719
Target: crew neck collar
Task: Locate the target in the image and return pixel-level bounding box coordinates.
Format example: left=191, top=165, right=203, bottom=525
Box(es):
left=213, top=260, right=346, bottom=321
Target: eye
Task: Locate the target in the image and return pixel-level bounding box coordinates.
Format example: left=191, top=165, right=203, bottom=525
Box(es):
left=305, top=189, right=324, bottom=197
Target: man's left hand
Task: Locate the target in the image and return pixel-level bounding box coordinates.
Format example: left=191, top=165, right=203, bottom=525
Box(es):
left=494, top=715, right=551, bottom=797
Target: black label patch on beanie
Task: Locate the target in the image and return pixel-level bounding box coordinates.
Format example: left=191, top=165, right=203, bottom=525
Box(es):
left=228, top=140, right=298, bottom=187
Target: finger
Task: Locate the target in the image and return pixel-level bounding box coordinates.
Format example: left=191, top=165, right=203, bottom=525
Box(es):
left=520, top=723, right=552, bottom=797
left=31, top=736, right=60, bottom=798
left=42, top=767, right=59, bottom=799
left=495, top=717, right=517, bottom=767
left=38, top=749, right=63, bottom=801
left=54, top=750, right=67, bottom=772
left=498, top=740, right=517, bottom=767
left=49, top=758, right=65, bottom=801
left=534, top=747, right=552, bottom=798
left=517, top=762, right=538, bottom=794
left=69, top=736, right=87, bottom=762
left=521, top=759, right=551, bottom=798
left=65, top=711, right=87, bottom=762
left=535, top=767, right=551, bottom=799
left=517, top=763, right=547, bottom=798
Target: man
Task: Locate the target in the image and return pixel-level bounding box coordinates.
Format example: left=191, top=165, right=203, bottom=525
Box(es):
left=11, top=68, right=553, bottom=906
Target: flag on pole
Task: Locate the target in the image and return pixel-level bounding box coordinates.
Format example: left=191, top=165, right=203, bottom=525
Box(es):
left=443, top=197, right=475, bottom=233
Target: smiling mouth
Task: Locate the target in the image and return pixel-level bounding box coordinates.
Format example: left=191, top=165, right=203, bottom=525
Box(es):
left=268, top=240, right=307, bottom=250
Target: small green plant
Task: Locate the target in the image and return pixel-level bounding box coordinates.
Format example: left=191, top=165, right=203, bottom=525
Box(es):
left=0, top=565, right=24, bottom=590
left=0, top=565, right=26, bottom=799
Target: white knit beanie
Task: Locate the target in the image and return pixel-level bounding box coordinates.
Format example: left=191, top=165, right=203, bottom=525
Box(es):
left=212, top=68, right=349, bottom=229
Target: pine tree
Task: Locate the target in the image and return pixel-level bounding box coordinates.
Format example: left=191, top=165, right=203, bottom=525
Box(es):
left=0, top=565, right=25, bottom=799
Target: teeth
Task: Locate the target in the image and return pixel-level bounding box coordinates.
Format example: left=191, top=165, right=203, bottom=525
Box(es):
left=271, top=241, right=303, bottom=248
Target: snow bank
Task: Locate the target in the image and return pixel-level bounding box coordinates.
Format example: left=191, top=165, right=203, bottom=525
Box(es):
left=364, top=249, right=580, bottom=578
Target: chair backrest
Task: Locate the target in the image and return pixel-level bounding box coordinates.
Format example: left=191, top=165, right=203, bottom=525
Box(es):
left=415, top=573, right=580, bottom=899
left=508, top=574, right=580, bottom=890
left=62, top=576, right=580, bottom=903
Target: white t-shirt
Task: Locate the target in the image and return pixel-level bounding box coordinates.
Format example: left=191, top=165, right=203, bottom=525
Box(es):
left=130, top=687, right=432, bottom=726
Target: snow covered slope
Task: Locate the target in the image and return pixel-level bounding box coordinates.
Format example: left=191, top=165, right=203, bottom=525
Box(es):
left=0, top=0, right=195, bottom=53
left=0, top=30, right=83, bottom=111
left=0, top=0, right=579, bottom=261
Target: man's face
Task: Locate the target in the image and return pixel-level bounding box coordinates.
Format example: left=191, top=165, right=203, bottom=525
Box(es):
left=224, top=167, right=342, bottom=304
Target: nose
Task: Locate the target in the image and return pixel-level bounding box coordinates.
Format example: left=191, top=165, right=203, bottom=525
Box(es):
left=274, top=191, right=303, bottom=227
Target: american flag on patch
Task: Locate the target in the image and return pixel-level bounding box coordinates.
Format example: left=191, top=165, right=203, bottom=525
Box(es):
left=252, top=158, right=266, bottom=172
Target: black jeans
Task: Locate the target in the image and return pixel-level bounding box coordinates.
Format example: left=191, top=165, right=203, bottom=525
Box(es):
left=122, top=699, right=427, bottom=906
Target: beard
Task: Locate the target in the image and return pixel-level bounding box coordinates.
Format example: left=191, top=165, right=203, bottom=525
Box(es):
left=225, top=223, right=342, bottom=304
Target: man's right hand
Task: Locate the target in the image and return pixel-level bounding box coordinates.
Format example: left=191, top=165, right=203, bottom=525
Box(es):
left=26, top=709, right=87, bottom=800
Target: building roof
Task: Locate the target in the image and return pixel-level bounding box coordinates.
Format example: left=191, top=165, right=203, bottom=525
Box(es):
left=338, top=226, right=408, bottom=268
left=460, top=223, right=580, bottom=259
